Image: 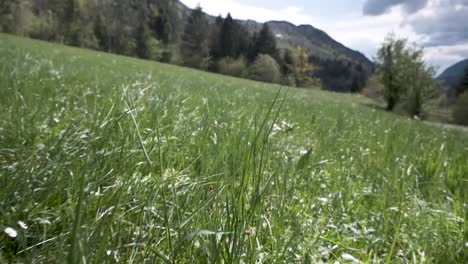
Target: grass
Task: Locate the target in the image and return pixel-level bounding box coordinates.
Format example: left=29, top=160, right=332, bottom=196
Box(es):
left=0, top=34, right=467, bottom=263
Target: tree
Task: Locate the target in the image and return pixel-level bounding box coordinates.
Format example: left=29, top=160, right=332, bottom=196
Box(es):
left=0, top=0, right=34, bottom=35
left=295, top=47, right=317, bottom=88
left=101, top=1, right=135, bottom=55
left=135, top=16, right=151, bottom=59
left=153, top=0, right=180, bottom=44
left=401, top=51, right=437, bottom=117
left=280, top=47, right=318, bottom=88
left=248, top=54, right=281, bottom=83
left=219, top=13, right=238, bottom=58
left=376, top=34, right=406, bottom=111
left=376, top=33, right=438, bottom=116
left=180, top=6, right=210, bottom=69
left=93, top=14, right=109, bottom=50
left=66, top=0, right=98, bottom=48
left=251, top=23, right=278, bottom=60
left=350, top=64, right=367, bottom=93
left=209, top=15, right=224, bottom=61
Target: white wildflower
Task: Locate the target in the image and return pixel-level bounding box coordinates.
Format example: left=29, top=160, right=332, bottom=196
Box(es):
left=342, top=253, right=362, bottom=263
left=18, top=221, right=28, bottom=230
left=397, top=249, right=405, bottom=258
left=36, top=143, right=46, bottom=150
left=299, top=147, right=308, bottom=155
left=194, top=240, right=201, bottom=248
left=318, top=197, right=329, bottom=203
left=4, top=227, right=17, bottom=238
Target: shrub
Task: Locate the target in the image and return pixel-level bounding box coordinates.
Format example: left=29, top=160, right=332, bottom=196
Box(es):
left=248, top=54, right=281, bottom=83
left=362, top=75, right=385, bottom=99
left=217, top=57, right=248, bottom=78
left=453, top=91, right=468, bottom=126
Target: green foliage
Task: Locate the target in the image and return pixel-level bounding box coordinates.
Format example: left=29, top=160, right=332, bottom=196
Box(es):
left=219, top=13, right=238, bottom=58
left=218, top=13, right=251, bottom=59
left=251, top=23, right=278, bottom=60
left=453, top=91, right=468, bottom=125
left=0, top=34, right=467, bottom=263
left=400, top=52, right=438, bottom=118
left=180, top=6, right=210, bottom=69
left=135, top=19, right=152, bottom=59
left=362, top=74, right=385, bottom=99
left=0, top=0, right=33, bottom=35
left=152, top=0, right=181, bottom=44
left=280, top=47, right=320, bottom=88
left=248, top=53, right=281, bottom=83
left=209, top=15, right=224, bottom=61
left=376, top=34, right=407, bottom=111
left=217, top=56, right=248, bottom=78
left=376, top=34, right=438, bottom=117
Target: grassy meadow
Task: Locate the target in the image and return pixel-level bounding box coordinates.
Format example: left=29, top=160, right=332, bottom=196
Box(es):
left=0, top=34, right=467, bottom=263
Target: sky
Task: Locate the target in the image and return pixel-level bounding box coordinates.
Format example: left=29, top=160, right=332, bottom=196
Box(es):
left=180, top=0, right=468, bottom=74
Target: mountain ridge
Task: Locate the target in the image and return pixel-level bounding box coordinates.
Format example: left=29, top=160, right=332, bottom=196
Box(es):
left=437, top=58, right=468, bottom=88
left=175, top=1, right=374, bottom=91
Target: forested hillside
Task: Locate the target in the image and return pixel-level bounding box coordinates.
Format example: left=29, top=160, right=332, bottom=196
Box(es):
left=0, top=0, right=372, bottom=92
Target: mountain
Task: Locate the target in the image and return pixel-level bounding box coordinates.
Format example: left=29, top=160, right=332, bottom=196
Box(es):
left=437, top=59, right=468, bottom=88
left=240, top=20, right=374, bottom=91
left=241, top=20, right=372, bottom=70
left=176, top=2, right=374, bottom=92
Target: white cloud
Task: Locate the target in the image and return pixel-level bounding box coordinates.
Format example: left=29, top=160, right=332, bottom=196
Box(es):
left=181, top=0, right=319, bottom=25
left=321, top=7, right=422, bottom=58
left=424, top=42, right=468, bottom=73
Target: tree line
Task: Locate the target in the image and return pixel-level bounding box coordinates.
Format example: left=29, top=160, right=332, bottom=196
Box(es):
left=0, top=0, right=322, bottom=88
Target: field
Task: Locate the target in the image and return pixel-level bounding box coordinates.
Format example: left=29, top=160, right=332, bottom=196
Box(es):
left=0, top=34, right=467, bottom=263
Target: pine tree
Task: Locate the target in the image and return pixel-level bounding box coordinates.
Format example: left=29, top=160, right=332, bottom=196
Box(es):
left=180, top=6, right=210, bottom=69
left=236, top=23, right=253, bottom=58
left=251, top=23, right=278, bottom=60
left=135, top=16, right=151, bottom=59
left=209, top=15, right=224, bottom=60
left=93, top=14, right=108, bottom=50
left=153, top=0, right=180, bottom=44
left=219, top=13, right=237, bottom=58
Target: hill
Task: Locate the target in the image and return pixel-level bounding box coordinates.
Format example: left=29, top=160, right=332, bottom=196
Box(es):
left=438, top=58, right=468, bottom=88
left=176, top=1, right=374, bottom=91
left=1, top=34, right=466, bottom=263
left=1, top=0, right=373, bottom=92
left=240, top=20, right=374, bottom=92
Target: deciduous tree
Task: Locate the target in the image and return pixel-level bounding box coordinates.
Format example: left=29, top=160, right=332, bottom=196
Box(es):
left=376, top=33, right=437, bottom=116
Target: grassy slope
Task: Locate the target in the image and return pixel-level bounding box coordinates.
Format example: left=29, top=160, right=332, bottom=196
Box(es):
left=0, top=34, right=466, bottom=263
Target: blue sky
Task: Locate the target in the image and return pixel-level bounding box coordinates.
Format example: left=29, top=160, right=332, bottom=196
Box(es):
left=180, top=0, right=468, bottom=74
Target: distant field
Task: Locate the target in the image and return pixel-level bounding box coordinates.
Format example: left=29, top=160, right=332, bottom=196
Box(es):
left=0, top=34, right=467, bottom=263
